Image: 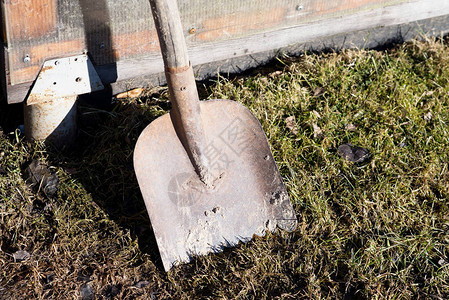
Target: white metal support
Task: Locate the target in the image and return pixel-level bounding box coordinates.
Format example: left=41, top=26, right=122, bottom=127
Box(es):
left=24, top=54, right=104, bottom=147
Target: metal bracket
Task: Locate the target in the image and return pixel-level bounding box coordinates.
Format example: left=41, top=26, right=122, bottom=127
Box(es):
left=27, top=54, right=104, bottom=105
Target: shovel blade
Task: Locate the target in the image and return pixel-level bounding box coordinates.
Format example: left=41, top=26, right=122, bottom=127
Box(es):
left=134, top=100, right=296, bottom=271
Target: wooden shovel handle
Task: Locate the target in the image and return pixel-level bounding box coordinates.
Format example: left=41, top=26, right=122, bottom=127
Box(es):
left=149, top=0, right=189, bottom=70
left=148, top=0, right=214, bottom=186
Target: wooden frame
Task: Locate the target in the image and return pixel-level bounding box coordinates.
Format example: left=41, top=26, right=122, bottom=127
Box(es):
left=1, top=0, right=449, bottom=104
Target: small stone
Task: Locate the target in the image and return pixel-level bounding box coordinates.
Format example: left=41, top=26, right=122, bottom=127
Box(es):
left=80, top=283, right=95, bottom=300
left=312, top=123, right=323, bottom=139
left=285, top=116, right=298, bottom=135
left=313, top=87, right=325, bottom=97
left=24, top=160, right=59, bottom=197
left=424, top=111, right=432, bottom=121
left=12, top=250, right=30, bottom=262
left=134, top=280, right=150, bottom=288
left=337, top=143, right=371, bottom=163
left=346, top=123, right=357, bottom=131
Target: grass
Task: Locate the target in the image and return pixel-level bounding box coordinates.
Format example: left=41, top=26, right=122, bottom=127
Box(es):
left=1, top=36, right=449, bottom=299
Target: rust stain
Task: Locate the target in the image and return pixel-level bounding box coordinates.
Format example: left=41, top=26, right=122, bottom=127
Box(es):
left=197, top=7, right=287, bottom=42
left=40, top=65, right=54, bottom=73
left=5, top=0, right=58, bottom=40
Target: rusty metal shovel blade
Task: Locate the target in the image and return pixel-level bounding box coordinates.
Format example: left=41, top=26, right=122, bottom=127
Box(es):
left=134, top=99, right=297, bottom=271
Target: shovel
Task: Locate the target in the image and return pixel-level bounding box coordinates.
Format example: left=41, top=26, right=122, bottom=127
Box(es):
left=134, top=0, right=297, bottom=271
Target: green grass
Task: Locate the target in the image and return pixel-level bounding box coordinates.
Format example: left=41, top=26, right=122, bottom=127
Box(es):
left=1, top=37, right=449, bottom=299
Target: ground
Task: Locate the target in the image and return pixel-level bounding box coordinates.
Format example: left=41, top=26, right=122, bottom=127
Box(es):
left=0, top=37, right=448, bottom=299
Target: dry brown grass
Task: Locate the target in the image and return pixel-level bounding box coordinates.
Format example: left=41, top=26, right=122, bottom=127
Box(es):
left=1, top=37, right=449, bottom=299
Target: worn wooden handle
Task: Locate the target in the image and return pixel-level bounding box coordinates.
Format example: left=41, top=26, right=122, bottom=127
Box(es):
left=149, top=0, right=189, bottom=69
left=148, top=0, right=214, bottom=186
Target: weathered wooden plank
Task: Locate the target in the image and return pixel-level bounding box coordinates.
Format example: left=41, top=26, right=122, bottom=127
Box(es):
left=7, top=13, right=449, bottom=105
left=109, top=14, right=449, bottom=95
left=4, top=0, right=409, bottom=86
left=113, top=0, right=449, bottom=85
left=4, top=0, right=57, bottom=40
left=4, top=0, right=449, bottom=103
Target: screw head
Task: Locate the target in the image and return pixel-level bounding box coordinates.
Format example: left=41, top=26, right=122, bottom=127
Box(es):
left=23, top=55, right=31, bottom=63
left=189, top=28, right=196, bottom=34
left=297, top=5, right=303, bottom=11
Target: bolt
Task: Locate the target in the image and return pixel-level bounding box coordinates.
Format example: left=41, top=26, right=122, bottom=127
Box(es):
left=297, top=5, right=303, bottom=11
left=23, top=55, right=31, bottom=63
left=75, top=77, right=82, bottom=82
left=54, top=60, right=59, bottom=65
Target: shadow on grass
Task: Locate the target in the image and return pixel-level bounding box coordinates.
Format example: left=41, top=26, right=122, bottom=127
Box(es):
left=46, top=90, right=172, bottom=272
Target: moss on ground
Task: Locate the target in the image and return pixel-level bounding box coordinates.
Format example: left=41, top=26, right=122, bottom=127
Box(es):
left=1, top=37, right=449, bottom=299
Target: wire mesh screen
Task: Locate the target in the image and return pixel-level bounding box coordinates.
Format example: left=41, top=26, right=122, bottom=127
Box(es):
left=2, top=0, right=398, bottom=86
